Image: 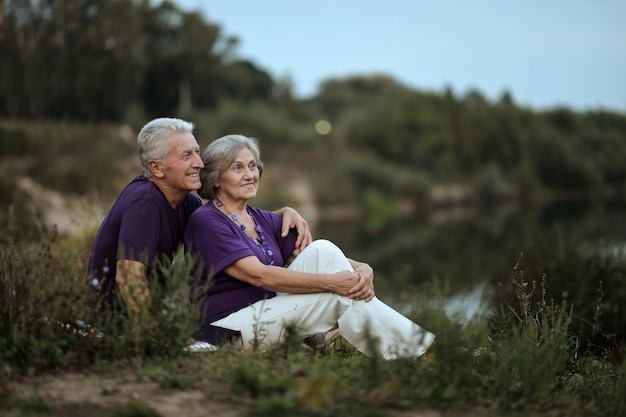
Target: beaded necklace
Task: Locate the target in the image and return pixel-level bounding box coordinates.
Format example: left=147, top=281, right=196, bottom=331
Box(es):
left=216, top=199, right=275, bottom=265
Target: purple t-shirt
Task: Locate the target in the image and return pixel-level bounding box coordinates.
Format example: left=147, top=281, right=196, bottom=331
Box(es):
left=88, top=175, right=202, bottom=314
left=184, top=202, right=298, bottom=344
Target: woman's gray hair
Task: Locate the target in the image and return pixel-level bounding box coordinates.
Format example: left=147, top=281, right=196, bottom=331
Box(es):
left=137, top=117, right=195, bottom=178
left=198, top=134, right=263, bottom=200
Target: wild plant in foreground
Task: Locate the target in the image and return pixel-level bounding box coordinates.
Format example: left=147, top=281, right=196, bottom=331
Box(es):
left=0, top=227, right=97, bottom=375
left=2, top=231, right=624, bottom=417
left=70, top=246, right=211, bottom=368
left=487, top=254, right=576, bottom=410
left=0, top=228, right=205, bottom=377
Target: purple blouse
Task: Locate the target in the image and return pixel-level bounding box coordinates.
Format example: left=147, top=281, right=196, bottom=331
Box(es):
left=184, top=202, right=298, bottom=344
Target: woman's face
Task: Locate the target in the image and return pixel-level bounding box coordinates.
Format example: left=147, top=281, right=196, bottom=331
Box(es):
left=216, top=147, right=260, bottom=203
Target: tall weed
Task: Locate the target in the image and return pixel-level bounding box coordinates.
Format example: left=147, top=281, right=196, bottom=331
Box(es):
left=0, top=227, right=94, bottom=375
left=488, top=258, right=575, bottom=409
left=0, top=230, right=205, bottom=378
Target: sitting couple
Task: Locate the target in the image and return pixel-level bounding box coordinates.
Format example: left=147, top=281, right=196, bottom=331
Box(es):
left=88, top=118, right=435, bottom=359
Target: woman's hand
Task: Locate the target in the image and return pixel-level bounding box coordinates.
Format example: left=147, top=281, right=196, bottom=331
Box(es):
left=348, top=261, right=375, bottom=302
left=328, top=270, right=362, bottom=296
left=276, top=207, right=313, bottom=254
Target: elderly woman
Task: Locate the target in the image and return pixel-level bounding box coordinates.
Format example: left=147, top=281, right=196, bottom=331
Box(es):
left=184, top=134, right=435, bottom=359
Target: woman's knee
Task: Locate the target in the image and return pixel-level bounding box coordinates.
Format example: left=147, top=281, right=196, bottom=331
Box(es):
left=305, top=239, right=345, bottom=258
left=289, top=239, right=352, bottom=273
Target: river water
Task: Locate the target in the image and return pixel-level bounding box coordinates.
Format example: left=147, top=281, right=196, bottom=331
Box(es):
left=314, top=198, right=626, bottom=326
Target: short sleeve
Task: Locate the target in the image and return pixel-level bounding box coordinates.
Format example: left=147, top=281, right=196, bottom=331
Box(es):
left=185, top=206, right=257, bottom=276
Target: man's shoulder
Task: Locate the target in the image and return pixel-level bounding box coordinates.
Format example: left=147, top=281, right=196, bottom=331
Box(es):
left=112, top=176, right=162, bottom=207
left=183, top=192, right=202, bottom=208
left=128, top=175, right=173, bottom=198
left=124, top=175, right=154, bottom=192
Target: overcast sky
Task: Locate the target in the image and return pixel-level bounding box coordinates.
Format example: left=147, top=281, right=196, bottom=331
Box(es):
left=173, top=0, right=626, bottom=112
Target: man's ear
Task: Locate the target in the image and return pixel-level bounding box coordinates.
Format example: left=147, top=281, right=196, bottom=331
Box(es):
left=148, top=160, right=165, bottom=178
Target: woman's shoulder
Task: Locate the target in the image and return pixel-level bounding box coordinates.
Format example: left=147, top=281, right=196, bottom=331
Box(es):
left=247, top=205, right=276, bottom=218
left=190, top=201, right=219, bottom=220
left=186, top=203, right=227, bottom=241
left=247, top=205, right=281, bottom=224
left=189, top=203, right=236, bottom=231
left=247, top=206, right=282, bottom=233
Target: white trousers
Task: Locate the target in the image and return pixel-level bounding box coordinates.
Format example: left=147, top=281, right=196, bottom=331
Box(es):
left=211, top=239, right=435, bottom=359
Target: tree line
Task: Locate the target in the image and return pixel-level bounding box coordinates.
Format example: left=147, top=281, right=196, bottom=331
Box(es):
left=0, top=0, right=277, bottom=121
left=1, top=0, right=626, bottom=198
left=311, top=77, right=626, bottom=198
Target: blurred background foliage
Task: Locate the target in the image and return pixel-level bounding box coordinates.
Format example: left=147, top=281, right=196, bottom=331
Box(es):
left=1, top=0, right=625, bottom=206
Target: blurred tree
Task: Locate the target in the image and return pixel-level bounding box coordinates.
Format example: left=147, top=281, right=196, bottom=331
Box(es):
left=529, top=128, right=601, bottom=189
left=140, top=1, right=223, bottom=116
left=218, top=59, right=274, bottom=104
left=544, top=107, right=580, bottom=133
left=314, top=74, right=404, bottom=120
left=0, top=0, right=145, bottom=120
left=346, top=87, right=447, bottom=172
left=0, top=0, right=241, bottom=120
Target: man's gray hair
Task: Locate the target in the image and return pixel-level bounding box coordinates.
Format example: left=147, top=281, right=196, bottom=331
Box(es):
left=137, top=118, right=195, bottom=178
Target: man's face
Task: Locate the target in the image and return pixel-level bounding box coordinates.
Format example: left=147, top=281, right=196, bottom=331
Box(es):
left=160, top=132, right=204, bottom=192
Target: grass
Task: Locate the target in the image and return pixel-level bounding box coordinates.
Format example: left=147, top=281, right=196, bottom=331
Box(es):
left=0, top=224, right=624, bottom=417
